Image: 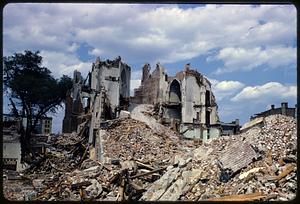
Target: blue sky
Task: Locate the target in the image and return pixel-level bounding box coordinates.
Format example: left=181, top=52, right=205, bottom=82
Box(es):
left=3, top=3, right=297, bottom=133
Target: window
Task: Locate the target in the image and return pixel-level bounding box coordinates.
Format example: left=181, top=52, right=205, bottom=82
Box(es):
left=196, top=112, right=200, bottom=120
left=206, top=111, right=210, bottom=125
left=205, top=90, right=210, bottom=106
left=207, top=129, right=210, bottom=140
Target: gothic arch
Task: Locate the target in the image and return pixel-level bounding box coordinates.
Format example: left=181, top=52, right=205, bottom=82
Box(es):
left=169, top=79, right=181, bottom=103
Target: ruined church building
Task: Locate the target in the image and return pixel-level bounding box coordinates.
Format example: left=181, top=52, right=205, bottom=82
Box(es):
left=63, top=56, right=221, bottom=143
left=132, top=63, right=220, bottom=141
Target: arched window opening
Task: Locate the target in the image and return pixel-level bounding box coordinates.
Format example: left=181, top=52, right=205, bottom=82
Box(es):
left=169, top=80, right=181, bottom=103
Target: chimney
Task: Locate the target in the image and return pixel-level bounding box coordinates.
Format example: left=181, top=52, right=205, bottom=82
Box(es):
left=235, top=119, right=239, bottom=125
left=184, top=63, right=190, bottom=71
left=95, top=56, right=100, bottom=65
left=281, top=102, right=288, bottom=115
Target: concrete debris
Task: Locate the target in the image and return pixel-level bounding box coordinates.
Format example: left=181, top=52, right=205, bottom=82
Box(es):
left=218, top=140, right=260, bottom=174
left=238, top=167, right=264, bottom=180
left=119, top=110, right=130, bottom=119
left=240, top=117, right=264, bottom=131
left=141, top=114, right=297, bottom=201
left=130, top=104, right=179, bottom=140
left=3, top=114, right=297, bottom=201
left=85, top=179, right=103, bottom=198
left=102, top=117, right=190, bottom=167
left=140, top=167, right=181, bottom=201
left=207, top=192, right=267, bottom=201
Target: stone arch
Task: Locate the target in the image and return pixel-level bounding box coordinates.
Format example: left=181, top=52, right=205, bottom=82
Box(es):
left=169, top=79, right=181, bottom=103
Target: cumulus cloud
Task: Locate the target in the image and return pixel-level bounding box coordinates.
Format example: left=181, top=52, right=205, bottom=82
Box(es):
left=67, top=43, right=79, bottom=53
left=88, top=48, right=104, bottom=56
left=40, top=50, right=92, bottom=78
left=209, top=78, right=245, bottom=101
left=3, top=4, right=296, bottom=70
left=212, top=46, right=296, bottom=74
left=231, top=82, right=297, bottom=102
left=3, top=3, right=297, bottom=131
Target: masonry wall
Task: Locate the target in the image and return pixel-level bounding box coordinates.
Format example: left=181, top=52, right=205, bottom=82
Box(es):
left=3, top=141, right=24, bottom=171
left=62, top=57, right=131, bottom=133
left=132, top=63, right=221, bottom=141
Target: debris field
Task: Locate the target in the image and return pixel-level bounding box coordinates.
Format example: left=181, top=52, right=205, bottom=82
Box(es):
left=3, top=114, right=297, bottom=201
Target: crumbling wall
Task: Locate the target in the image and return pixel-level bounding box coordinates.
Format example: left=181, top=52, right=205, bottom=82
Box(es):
left=62, top=56, right=131, bottom=134
left=62, top=73, right=84, bottom=133
left=132, top=63, right=221, bottom=141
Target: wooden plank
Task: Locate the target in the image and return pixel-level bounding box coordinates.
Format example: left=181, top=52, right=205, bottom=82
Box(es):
left=129, top=180, right=144, bottom=191
left=207, top=192, right=266, bottom=201
left=135, top=160, right=155, bottom=170
left=49, top=161, right=65, bottom=172
left=117, top=178, right=125, bottom=201
left=129, top=166, right=166, bottom=179
left=276, top=163, right=295, bottom=181
left=97, top=161, right=112, bottom=171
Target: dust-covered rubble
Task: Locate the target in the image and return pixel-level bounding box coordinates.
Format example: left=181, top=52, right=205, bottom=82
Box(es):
left=3, top=114, right=297, bottom=201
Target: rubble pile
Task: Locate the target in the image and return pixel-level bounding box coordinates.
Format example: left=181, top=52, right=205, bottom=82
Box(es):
left=3, top=170, right=35, bottom=201
left=131, top=104, right=180, bottom=140
left=141, top=114, right=297, bottom=201
left=3, top=132, right=92, bottom=200
left=102, top=118, right=190, bottom=166
left=24, top=133, right=88, bottom=177
left=3, top=114, right=297, bottom=201
left=4, top=116, right=194, bottom=201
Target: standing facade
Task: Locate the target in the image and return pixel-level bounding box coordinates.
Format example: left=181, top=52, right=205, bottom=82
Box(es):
left=62, top=56, right=131, bottom=133
left=132, top=63, right=221, bottom=141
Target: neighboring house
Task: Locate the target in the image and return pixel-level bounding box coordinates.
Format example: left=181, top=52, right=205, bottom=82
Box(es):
left=131, top=63, right=221, bottom=141
left=220, top=119, right=240, bottom=136
left=250, top=102, right=297, bottom=120
left=3, top=117, right=24, bottom=171
left=3, top=114, right=52, bottom=171
left=3, top=113, right=52, bottom=134
left=240, top=102, right=297, bottom=132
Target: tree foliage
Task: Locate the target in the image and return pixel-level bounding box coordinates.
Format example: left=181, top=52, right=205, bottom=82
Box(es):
left=3, top=50, right=73, bottom=162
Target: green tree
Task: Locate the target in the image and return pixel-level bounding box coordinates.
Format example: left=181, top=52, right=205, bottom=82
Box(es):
left=3, top=50, right=73, bottom=162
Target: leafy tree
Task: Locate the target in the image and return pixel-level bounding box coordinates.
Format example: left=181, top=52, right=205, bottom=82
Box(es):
left=3, top=50, right=73, bottom=162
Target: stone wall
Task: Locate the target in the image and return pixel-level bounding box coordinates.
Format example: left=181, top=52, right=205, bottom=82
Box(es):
left=3, top=141, right=24, bottom=171
left=62, top=56, right=131, bottom=133
left=132, top=63, right=221, bottom=141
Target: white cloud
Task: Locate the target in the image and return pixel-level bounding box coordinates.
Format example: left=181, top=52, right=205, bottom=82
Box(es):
left=3, top=4, right=296, bottom=69
left=88, top=48, right=104, bottom=56
left=67, top=42, right=79, bottom=53
left=213, top=46, right=296, bottom=74
left=231, top=82, right=297, bottom=102
left=215, top=80, right=245, bottom=91
left=3, top=4, right=297, bottom=133
left=40, top=50, right=92, bottom=78
left=208, top=78, right=245, bottom=101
